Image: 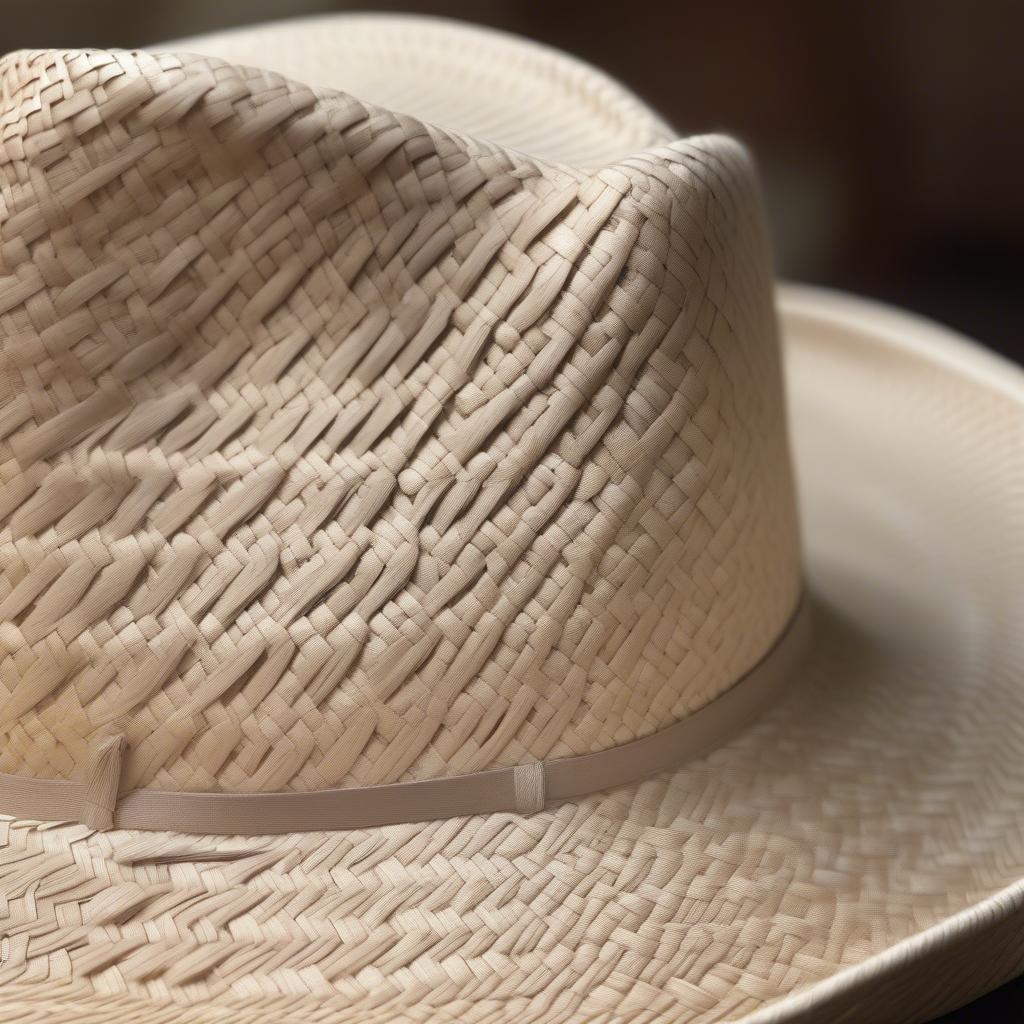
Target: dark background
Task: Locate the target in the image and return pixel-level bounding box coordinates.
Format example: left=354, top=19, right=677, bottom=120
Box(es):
left=2, top=2, right=1023, bottom=1019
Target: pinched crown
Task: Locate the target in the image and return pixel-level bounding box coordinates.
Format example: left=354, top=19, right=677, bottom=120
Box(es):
left=0, top=49, right=801, bottom=799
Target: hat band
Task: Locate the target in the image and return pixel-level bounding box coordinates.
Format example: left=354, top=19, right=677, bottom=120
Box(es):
left=0, top=598, right=809, bottom=835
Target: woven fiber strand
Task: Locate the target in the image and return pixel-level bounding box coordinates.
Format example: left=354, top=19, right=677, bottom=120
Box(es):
left=0, top=46, right=800, bottom=798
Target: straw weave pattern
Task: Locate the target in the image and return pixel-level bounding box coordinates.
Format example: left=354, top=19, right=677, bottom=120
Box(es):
left=1, top=22, right=1024, bottom=1024
left=0, top=48, right=800, bottom=796
left=165, top=13, right=676, bottom=168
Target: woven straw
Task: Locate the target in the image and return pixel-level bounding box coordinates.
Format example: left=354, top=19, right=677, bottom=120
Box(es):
left=0, top=15, right=1022, bottom=1024
left=0, top=43, right=800, bottom=796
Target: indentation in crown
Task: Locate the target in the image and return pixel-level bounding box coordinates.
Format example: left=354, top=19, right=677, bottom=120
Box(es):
left=0, top=48, right=801, bottom=794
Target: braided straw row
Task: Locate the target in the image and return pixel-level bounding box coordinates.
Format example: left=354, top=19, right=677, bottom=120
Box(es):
left=0, top=48, right=800, bottom=799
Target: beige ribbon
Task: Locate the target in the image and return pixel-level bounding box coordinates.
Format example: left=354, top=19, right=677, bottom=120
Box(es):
left=0, top=599, right=810, bottom=835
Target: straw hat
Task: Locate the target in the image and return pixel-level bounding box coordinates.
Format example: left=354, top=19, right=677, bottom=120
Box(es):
left=0, top=13, right=1021, bottom=1024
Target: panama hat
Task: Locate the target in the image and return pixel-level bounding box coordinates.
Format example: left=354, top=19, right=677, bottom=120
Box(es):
left=0, top=12, right=1021, bottom=1024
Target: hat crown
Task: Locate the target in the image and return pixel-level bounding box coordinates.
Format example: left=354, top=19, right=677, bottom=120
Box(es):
left=0, top=49, right=800, bottom=799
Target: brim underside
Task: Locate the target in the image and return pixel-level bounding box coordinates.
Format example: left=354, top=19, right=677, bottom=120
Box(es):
left=2, top=15, right=1024, bottom=1024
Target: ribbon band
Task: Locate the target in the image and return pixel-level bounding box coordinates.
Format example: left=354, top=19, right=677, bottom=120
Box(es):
left=0, top=598, right=810, bottom=835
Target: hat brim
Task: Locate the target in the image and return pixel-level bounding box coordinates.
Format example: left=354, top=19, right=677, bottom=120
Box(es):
left=2, top=283, right=1021, bottom=1024
left=2, top=15, right=1023, bottom=1024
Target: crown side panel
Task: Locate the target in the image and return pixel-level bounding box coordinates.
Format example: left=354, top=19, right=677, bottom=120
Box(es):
left=0, top=50, right=800, bottom=793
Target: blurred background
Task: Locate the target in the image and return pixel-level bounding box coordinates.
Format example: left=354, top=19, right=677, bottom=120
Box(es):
left=1, top=2, right=1022, bottom=1018
left=1, top=0, right=1021, bottom=367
